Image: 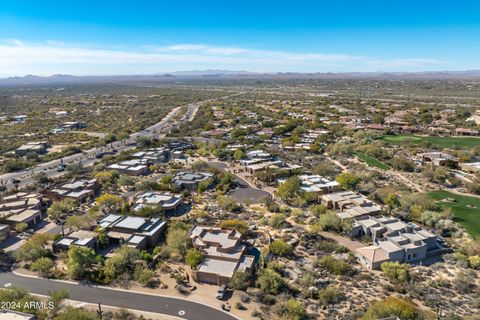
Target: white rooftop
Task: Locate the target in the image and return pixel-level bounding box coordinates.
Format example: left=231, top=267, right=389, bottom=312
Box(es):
left=0, top=309, right=35, bottom=320
left=198, top=257, right=238, bottom=278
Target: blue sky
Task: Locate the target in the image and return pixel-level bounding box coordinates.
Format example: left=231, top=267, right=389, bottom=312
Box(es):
left=0, top=1, right=479, bottom=76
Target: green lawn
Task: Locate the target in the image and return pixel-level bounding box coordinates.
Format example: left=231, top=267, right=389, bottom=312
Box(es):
left=380, top=134, right=480, bottom=149
left=355, top=152, right=390, bottom=170
left=429, top=190, right=480, bottom=238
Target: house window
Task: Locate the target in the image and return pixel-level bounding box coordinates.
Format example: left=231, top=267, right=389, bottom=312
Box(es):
left=407, top=254, right=411, bottom=260
left=413, top=253, right=416, bottom=258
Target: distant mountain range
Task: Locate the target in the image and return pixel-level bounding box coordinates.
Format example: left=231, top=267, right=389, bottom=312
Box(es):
left=2, top=70, right=480, bottom=86
left=158, top=69, right=258, bottom=76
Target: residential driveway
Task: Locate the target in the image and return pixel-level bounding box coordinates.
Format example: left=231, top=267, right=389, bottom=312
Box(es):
left=1, top=221, right=61, bottom=252
left=319, top=231, right=365, bottom=251
left=0, top=272, right=238, bottom=320
left=208, top=162, right=272, bottom=204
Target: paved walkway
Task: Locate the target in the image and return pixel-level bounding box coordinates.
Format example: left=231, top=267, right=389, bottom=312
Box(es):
left=325, top=156, right=349, bottom=171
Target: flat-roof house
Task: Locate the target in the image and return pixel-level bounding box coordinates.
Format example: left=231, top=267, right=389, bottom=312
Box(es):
left=98, top=214, right=167, bottom=250
left=200, top=128, right=231, bottom=138
left=246, top=150, right=272, bottom=160
left=15, top=142, right=48, bottom=156
left=428, top=126, right=452, bottom=135
left=13, top=115, right=27, bottom=123
left=384, top=116, right=407, bottom=126
left=257, top=128, right=274, bottom=137
left=366, top=123, right=386, bottom=131
left=278, top=175, right=339, bottom=198
left=190, top=226, right=255, bottom=285
left=418, top=152, right=458, bottom=167
left=282, top=143, right=315, bottom=151
left=173, top=171, right=214, bottom=190
left=108, top=159, right=150, bottom=176
left=55, top=111, right=68, bottom=117
left=0, top=224, right=10, bottom=241
left=62, top=121, right=87, bottom=130
left=53, top=230, right=98, bottom=253
left=132, top=191, right=183, bottom=213
left=303, top=128, right=330, bottom=139
left=0, top=309, right=36, bottom=320
left=455, top=128, right=479, bottom=136
left=245, top=160, right=302, bottom=175
left=226, top=144, right=250, bottom=151
left=467, top=110, right=480, bottom=126
left=0, top=193, right=46, bottom=228
left=132, top=148, right=169, bottom=163
left=400, top=125, right=422, bottom=133
left=352, top=215, right=439, bottom=269
left=431, top=119, right=454, bottom=128
left=460, top=162, right=480, bottom=173
left=45, top=179, right=100, bottom=202
left=320, top=191, right=382, bottom=219
left=167, top=140, right=194, bottom=151
left=50, top=128, right=65, bottom=134
left=240, top=150, right=274, bottom=167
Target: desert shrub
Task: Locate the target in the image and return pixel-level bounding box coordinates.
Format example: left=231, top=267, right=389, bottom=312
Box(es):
left=318, top=287, right=345, bottom=305
left=269, top=213, right=287, bottom=228
left=133, top=267, right=156, bottom=287
left=274, top=299, right=305, bottom=320
left=316, top=256, right=354, bottom=276
left=381, top=262, right=410, bottom=284
left=468, top=255, right=480, bottom=269
left=230, top=272, right=251, bottom=291
left=316, top=211, right=343, bottom=232
left=219, top=219, right=248, bottom=234
left=269, top=239, right=293, bottom=257
left=30, top=257, right=54, bottom=277
left=185, top=248, right=204, bottom=269
left=256, top=268, right=285, bottom=295
left=362, top=297, right=424, bottom=320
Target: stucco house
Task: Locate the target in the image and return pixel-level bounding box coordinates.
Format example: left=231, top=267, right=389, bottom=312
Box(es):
left=189, top=226, right=255, bottom=285
left=352, top=215, right=439, bottom=269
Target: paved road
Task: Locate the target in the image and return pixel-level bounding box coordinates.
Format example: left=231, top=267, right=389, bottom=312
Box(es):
left=0, top=106, right=183, bottom=190
left=208, top=162, right=271, bottom=204
left=0, top=94, right=234, bottom=191
left=0, top=272, right=238, bottom=320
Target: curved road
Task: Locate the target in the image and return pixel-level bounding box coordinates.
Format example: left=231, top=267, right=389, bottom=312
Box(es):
left=208, top=162, right=272, bottom=204
left=0, top=272, right=238, bottom=320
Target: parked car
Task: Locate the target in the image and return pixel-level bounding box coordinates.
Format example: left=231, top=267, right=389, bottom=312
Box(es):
left=216, top=284, right=227, bottom=300
left=18, top=232, right=30, bottom=239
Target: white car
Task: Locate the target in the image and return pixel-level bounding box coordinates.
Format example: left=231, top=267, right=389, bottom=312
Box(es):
left=216, top=284, right=227, bottom=300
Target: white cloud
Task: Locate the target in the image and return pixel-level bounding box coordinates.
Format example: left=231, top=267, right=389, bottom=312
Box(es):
left=0, top=39, right=447, bottom=76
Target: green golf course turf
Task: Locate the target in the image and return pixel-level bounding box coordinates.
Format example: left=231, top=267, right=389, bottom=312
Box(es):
left=429, top=190, right=480, bottom=238
left=355, top=152, right=390, bottom=170
left=380, top=135, right=480, bottom=149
